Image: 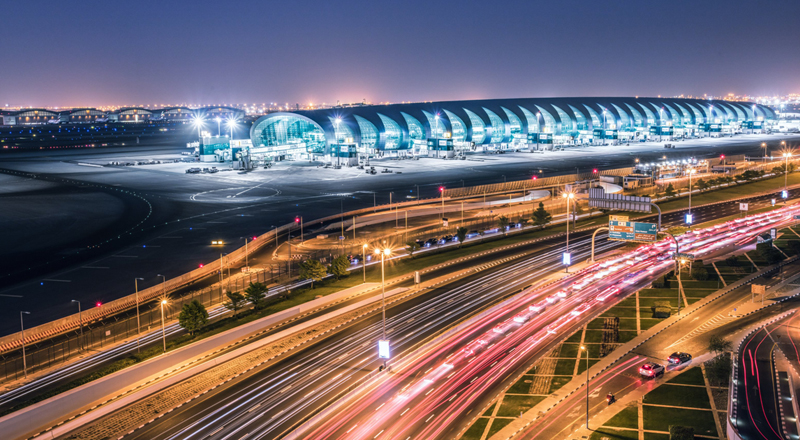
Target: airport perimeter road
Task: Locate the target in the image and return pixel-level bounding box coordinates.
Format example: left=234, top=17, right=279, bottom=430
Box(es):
left=731, top=312, right=800, bottom=440
left=508, top=266, right=800, bottom=440
left=77, top=238, right=620, bottom=440
left=1, top=134, right=796, bottom=334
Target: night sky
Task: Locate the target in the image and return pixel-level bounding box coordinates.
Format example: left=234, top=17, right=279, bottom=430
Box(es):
left=4, top=0, right=799, bottom=108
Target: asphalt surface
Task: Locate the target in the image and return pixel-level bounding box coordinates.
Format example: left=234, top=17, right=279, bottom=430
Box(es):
left=299, top=204, right=800, bottom=440
left=1, top=134, right=798, bottom=334
left=518, top=269, right=800, bottom=440
left=732, top=312, right=800, bottom=440
left=75, top=234, right=621, bottom=440
left=3, top=172, right=793, bottom=430
left=61, top=190, right=793, bottom=440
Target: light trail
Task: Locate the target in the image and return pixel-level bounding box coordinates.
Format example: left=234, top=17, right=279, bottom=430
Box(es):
left=307, top=203, right=800, bottom=440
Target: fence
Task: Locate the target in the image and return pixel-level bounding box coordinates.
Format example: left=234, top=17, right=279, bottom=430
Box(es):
left=442, top=168, right=635, bottom=199
left=0, top=265, right=294, bottom=382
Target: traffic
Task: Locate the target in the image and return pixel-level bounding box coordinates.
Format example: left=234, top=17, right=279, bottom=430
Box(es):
left=306, top=203, right=800, bottom=440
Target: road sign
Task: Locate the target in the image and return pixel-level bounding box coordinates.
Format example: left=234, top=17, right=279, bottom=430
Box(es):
left=609, top=220, right=658, bottom=242
left=562, top=252, right=571, bottom=266
left=772, top=199, right=776, bottom=206
left=771, top=228, right=777, bottom=239
left=609, top=215, right=629, bottom=222
left=751, top=284, right=766, bottom=295
left=739, top=203, right=749, bottom=211
left=685, top=213, right=693, bottom=225
left=378, top=340, right=390, bottom=359
left=783, top=190, right=789, bottom=199
left=442, top=217, right=449, bottom=227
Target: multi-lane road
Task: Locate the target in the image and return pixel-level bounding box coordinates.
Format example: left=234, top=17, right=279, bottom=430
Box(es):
left=55, top=192, right=797, bottom=440
left=301, top=204, right=800, bottom=440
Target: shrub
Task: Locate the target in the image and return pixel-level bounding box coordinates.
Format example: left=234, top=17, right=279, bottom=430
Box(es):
left=653, top=300, right=672, bottom=318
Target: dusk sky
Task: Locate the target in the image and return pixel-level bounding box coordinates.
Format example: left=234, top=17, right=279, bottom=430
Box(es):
left=4, top=0, right=799, bottom=108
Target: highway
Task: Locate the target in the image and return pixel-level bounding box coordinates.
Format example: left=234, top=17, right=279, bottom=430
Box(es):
left=731, top=312, right=800, bottom=440
left=11, top=179, right=783, bottom=416
left=510, top=265, right=800, bottom=440
left=46, top=190, right=792, bottom=439
left=102, top=235, right=620, bottom=440
left=300, top=204, right=800, bottom=440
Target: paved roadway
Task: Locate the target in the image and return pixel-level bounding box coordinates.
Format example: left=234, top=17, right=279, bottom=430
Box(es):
left=302, top=206, right=800, bottom=440
left=731, top=312, right=800, bottom=440
left=65, top=192, right=796, bottom=438
left=77, top=237, right=621, bottom=440
left=514, top=269, right=800, bottom=440
left=3, top=179, right=791, bottom=429
left=1, top=134, right=798, bottom=334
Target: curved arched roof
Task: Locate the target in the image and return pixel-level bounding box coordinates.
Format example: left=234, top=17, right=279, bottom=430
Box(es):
left=250, top=97, right=773, bottom=152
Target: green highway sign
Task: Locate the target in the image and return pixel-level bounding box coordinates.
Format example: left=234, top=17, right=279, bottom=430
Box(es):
left=609, top=219, right=657, bottom=243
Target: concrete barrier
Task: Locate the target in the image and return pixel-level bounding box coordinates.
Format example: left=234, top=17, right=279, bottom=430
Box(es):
left=0, top=283, right=379, bottom=440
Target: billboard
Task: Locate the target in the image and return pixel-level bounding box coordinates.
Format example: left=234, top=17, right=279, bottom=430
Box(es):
left=609, top=220, right=658, bottom=242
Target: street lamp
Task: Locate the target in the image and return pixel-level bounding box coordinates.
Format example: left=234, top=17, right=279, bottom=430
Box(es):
left=192, top=115, right=204, bottom=139
left=134, top=277, right=144, bottom=352
left=362, top=243, right=368, bottom=283
left=20, top=311, right=30, bottom=378
left=783, top=151, right=792, bottom=196
left=581, top=345, right=589, bottom=429
left=294, top=216, right=303, bottom=243
left=374, top=247, right=392, bottom=368
left=686, top=168, right=696, bottom=226
left=240, top=236, right=250, bottom=269
left=439, top=186, right=445, bottom=220
left=225, top=117, right=238, bottom=140
left=71, top=300, right=82, bottom=351
left=762, top=142, right=767, bottom=163
left=159, top=299, right=168, bottom=352
left=562, top=191, right=575, bottom=273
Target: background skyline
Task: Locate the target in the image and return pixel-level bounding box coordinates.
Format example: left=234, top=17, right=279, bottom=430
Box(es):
left=4, top=0, right=799, bottom=108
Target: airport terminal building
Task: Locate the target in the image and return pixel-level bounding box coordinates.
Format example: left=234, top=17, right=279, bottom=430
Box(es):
left=248, top=98, right=775, bottom=160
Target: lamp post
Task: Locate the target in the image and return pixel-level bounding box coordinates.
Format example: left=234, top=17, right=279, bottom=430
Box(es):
left=160, top=299, right=168, bottom=352
left=215, top=117, right=221, bottom=136
left=562, top=191, right=575, bottom=273
left=374, top=247, right=392, bottom=368
left=439, top=186, right=445, bottom=220
left=72, top=300, right=82, bottom=351
left=415, top=184, right=419, bottom=205
left=784, top=151, right=792, bottom=195
left=762, top=142, right=767, bottom=163
left=134, top=277, right=144, bottom=352
left=362, top=243, right=368, bottom=283
left=20, top=311, right=30, bottom=378
left=687, top=168, right=696, bottom=226
left=240, top=237, right=249, bottom=269
left=192, top=116, right=204, bottom=140
left=581, top=345, right=589, bottom=429
left=226, top=117, right=237, bottom=140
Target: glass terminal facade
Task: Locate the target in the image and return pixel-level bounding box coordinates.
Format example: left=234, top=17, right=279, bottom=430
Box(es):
left=248, top=97, right=775, bottom=159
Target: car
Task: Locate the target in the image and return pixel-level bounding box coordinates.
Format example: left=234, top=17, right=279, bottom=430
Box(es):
left=466, top=230, right=480, bottom=239
left=415, top=239, right=425, bottom=248
left=667, top=352, right=692, bottom=364
left=424, top=238, right=437, bottom=247
left=639, top=362, right=665, bottom=378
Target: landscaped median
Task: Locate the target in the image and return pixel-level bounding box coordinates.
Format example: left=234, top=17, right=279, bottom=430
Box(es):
left=488, top=255, right=800, bottom=440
